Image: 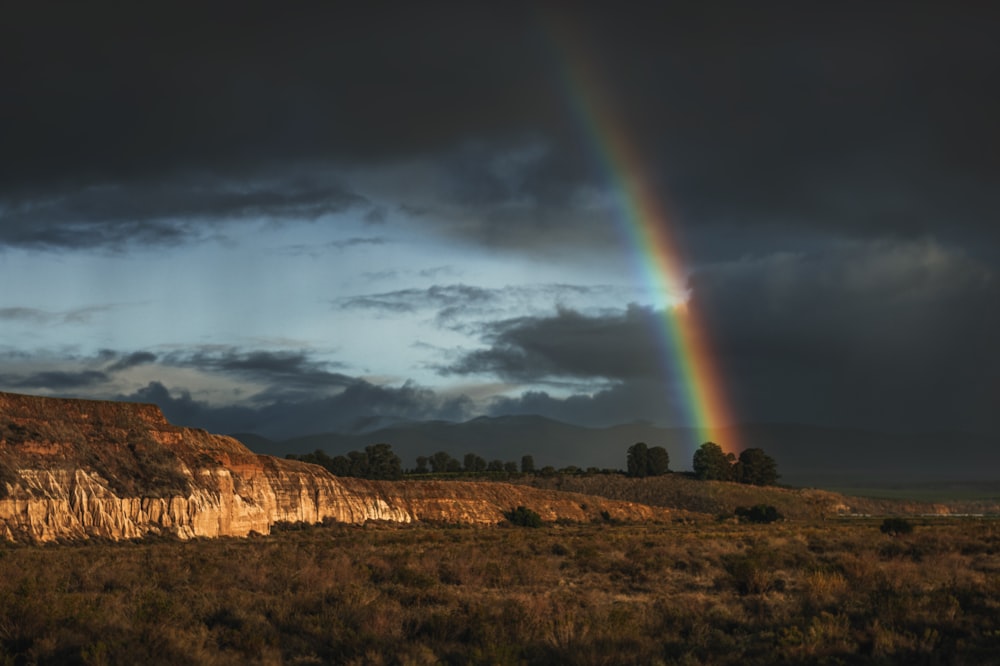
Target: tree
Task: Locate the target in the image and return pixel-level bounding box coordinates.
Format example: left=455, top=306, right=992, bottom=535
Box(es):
left=329, top=455, right=352, bottom=476
left=880, top=517, right=914, bottom=536
left=647, top=446, right=670, bottom=476
left=347, top=450, right=368, bottom=476
left=505, top=506, right=543, bottom=528
left=429, top=451, right=457, bottom=473
left=627, top=442, right=649, bottom=477
left=463, top=453, right=486, bottom=473
left=736, top=448, right=779, bottom=486
left=503, top=461, right=519, bottom=474
left=414, top=456, right=429, bottom=474
left=521, top=455, right=535, bottom=474
left=487, top=459, right=505, bottom=472
left=364, top=443, right=402, bottom=480
left=692, top=442, right=735, bottom=481
left=735, top=504, right=783, bottom=524
left=286, top=444, right=401, bottom=480
left=627, top=442, right=671, bottom=477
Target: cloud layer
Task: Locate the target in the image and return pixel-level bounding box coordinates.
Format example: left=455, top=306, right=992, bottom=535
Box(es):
left=1, top=4, right=998, bottom=447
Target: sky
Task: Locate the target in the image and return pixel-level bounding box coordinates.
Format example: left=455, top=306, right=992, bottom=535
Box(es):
left=1, top=3, right=998, bottom=442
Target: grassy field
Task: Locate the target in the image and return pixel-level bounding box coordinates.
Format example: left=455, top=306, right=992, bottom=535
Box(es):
left=1, top=517, right=999, bottom=665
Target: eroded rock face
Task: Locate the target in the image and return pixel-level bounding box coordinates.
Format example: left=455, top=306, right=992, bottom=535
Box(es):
left=0, top=392, right=665, bottom=542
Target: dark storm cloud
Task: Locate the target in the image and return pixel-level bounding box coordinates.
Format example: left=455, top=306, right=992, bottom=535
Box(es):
left=162, top=348, right=354, bottom=394
left=0, top=175, right=368, bottom=250
left=692, top=239, right=1000, bottom=432
left=0, top=349, right=157, bottom=389
left=120, top=380, right=474, bottom=440
left=105, top=351, right=157, bottom=372
left=0, top=4, right=560, bottom=190
left=0, top=370, right=109, bottom=390
left=0, top=346, right=476, bottom=437
left=486, top=381, right=686, bottom=429
left=444, top=305, right=664, bottom=382
left=442, top=239, right=1000, bottom=434
left=3, top=4, right=996, bottom=254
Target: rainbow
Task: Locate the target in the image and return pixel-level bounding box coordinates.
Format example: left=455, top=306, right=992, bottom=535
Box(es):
left=546, top=21, right=739, bottom=454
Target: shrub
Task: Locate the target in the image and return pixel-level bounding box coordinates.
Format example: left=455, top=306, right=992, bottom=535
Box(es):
left=505, top=506, right=543, bottom=528
left=735, top=505, right=783, bottom=524
left=879, top=518, right=914, bottom=536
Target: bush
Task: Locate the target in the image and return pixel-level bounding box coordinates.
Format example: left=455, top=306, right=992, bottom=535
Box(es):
left=505, top=506, right=543, bottom=528
left=735, top=505, right=783, bottom=524
left=880, top=517, right=914, bottom=536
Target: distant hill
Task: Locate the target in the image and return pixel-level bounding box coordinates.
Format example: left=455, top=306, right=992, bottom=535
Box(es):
left=233, top=416, right=1000, bottom=489
left=509, top=473, right=1000, bottom=519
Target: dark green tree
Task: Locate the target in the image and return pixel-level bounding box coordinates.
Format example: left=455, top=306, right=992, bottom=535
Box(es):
left=880, top=517, right=914, bottom=536
left=364, top=443, right=402, bottom=480
left=463, top=453, right=487, bottom=473
left=736, top=448, right=779, bottom=486
left=521, top=455, right=535, bottom=474
left=692, top=442, right=735, bottom=481
left=286, top=445, right=400, bottom=480
left=627, top=442, right=649, bottom=477
left=429, top=451, right=457, bottom=473
left=735, top=504, right=783, bottom=524
left=414, top=456, right=429, bottom=474
left=346, top=450, right=368, bottom=477
left=647, top=446, right=670, bottom=476
left=329, top=455, right=352, bottom=476
left=503, top=461, right=519, bottom=474
left=505, top=506, right=543, bottom=528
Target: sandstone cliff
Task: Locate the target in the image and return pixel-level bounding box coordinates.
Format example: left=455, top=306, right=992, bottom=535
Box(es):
left=0, top=392, right=667, bottom=542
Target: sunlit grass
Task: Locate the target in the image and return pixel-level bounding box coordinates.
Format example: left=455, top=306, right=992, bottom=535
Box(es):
left=1, top=517, right=999, bottom=664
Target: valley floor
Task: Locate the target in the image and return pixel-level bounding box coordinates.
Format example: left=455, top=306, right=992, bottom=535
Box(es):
left=1, top=517, right=999, bottom=664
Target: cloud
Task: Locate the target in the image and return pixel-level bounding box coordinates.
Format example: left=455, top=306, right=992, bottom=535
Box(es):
left=2, top=4, right=995, bottom=256
left=280, top=237, right=388, bottom=258
left=119, top=379, right=476, bottom=439
left=155, top=348, right=354, bottom=399
left=691, top=238, right=1000, bottom=431
left=0, top=348, right=156, bottom=391
left=485, top=380, right=687, bottom=429
left=0, top=308, right=50, bottom=324
left=0, top=305, right=118, bottom=326
left=0, top=345, right=478, bottom=437
left=0, top=370, right=109, bottom=390
left=444, top=305, right=666, bottom=382
left=337, top=283, right=623, bottom=328
left=105, top=351, right=158, bottom=372
left=338, top=284, right=499, bottom=317
left=0, top=174, right=369, bottom=250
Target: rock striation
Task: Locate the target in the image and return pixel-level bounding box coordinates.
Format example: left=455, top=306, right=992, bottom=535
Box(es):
left=0, top=392, right=667, bottom=542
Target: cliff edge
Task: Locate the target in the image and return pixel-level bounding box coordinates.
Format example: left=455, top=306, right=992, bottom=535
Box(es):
left=0, top=392, right=667, bottom=542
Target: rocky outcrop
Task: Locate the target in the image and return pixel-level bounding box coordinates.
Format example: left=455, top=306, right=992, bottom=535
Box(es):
left=0, top=392, right=667, bottom=542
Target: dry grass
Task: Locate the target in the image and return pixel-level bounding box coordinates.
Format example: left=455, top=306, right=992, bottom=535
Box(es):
left=1, top=518, right=999, bottom=664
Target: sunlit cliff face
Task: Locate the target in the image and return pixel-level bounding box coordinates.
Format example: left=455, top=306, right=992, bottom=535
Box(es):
left=0, top=392, right=667, bottom=542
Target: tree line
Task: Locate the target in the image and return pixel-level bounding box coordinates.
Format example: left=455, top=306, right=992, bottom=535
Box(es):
left=288, top=441, right=779, bottom=487
left=624, top=441, right=779, bottom=486
left=287, top=447, right=540, bottom=480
